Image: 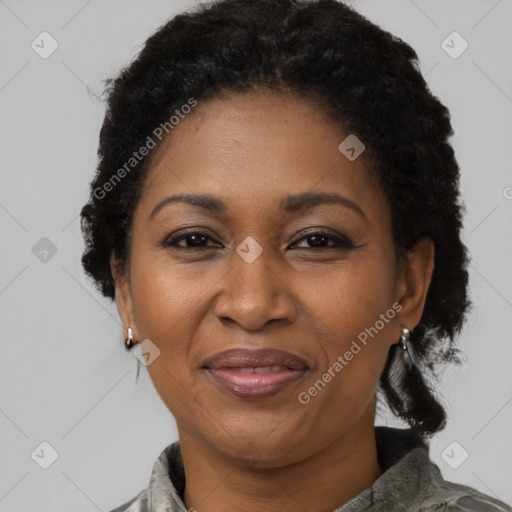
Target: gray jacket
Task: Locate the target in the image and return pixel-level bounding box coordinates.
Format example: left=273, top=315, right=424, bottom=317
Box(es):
left=111, top=427, right=512, bottom=511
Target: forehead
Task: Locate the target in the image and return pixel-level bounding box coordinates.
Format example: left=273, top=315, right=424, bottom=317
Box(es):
left=138, top=91, right=385, bottom=218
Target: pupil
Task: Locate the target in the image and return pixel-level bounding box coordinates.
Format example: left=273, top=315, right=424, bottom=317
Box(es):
left=189, top=234, right=206, bottom=246
left=309, top=235, right=327, bottom=247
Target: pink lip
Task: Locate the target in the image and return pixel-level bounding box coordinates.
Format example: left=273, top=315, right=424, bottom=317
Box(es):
left=202, top=348, right=309, bottom=400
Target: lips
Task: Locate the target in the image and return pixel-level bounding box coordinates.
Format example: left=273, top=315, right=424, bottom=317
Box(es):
left=202, top=348, right=309, bottom=400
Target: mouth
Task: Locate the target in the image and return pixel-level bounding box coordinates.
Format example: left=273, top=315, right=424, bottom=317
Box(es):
left=202, top=348, right=309, bottom=400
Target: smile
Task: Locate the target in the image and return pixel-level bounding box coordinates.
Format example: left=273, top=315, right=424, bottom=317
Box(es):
left=202, top=348, right=309, bottom=400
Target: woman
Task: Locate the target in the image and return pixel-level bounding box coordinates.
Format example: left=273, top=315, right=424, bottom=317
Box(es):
left=80, top=0, right=512, bottom=510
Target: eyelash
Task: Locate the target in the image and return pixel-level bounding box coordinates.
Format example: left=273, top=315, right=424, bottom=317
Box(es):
left=160, top=229, right=357, bottom=251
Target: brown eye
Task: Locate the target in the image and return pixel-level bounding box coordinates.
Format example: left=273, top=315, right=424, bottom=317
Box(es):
left=291, top=231, right=355, bottom=250
left=162, top=231, right=222, bottom=249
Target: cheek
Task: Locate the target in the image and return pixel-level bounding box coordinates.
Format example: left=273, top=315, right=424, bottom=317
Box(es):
left=302, top=253, right=397, bottom=403
left=130, top=255, right=205, bottom=335
left=311, top=251, right=397, bottom=343
left=128, top=259, right=204, bottom=396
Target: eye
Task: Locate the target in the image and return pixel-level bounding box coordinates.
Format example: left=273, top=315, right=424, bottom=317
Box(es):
left=290, top=230, right=356, bottom=250
left=161, top=230, right=222, bottom=249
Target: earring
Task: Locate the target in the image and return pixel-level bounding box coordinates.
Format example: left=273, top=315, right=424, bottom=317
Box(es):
left=399, top=327, right=410, bottom=352
left=125, top=327, right=135, bottom=350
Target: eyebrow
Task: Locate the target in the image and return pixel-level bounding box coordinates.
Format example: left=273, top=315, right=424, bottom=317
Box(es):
left=149, top=192, right=366, bottom=220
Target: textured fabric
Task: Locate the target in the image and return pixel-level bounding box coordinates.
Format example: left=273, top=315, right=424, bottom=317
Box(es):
left=110, top=427, right=512, bottom=512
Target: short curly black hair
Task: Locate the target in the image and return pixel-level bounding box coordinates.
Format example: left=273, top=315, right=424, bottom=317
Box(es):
left=80, top=0, right=471, bottom=439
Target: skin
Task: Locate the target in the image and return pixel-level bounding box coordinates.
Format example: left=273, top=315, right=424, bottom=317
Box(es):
left=112, top=90, right=434, bottom=512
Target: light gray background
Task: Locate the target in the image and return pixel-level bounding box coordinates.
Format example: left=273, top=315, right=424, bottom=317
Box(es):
left=1, top=0, right=511, bottom=510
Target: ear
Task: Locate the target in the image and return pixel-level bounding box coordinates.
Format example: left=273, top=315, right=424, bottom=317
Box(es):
left=394, top=237, right=435, bottom=334
left=110, top=252, right=140, bottom=341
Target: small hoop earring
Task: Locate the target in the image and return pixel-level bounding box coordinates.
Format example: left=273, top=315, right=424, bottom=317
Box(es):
left=125, top=327, right=135, bottom=350
left=399, top=327, right=410, bottom=351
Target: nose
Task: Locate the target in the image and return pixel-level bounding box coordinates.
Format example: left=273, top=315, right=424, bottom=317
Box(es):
left=214, top=247, right=297, bottom=330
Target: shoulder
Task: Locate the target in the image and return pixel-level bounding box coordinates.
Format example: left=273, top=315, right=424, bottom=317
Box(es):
left=416, top=478, right=512, bottom=511
left=108, top=489, right=148, bottom=512
left=107, top=441, right=187, bottom=512
left=370, top=428, right=512, bottom=512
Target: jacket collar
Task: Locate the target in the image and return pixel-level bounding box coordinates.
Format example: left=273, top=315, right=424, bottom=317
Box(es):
left=146, top=426, right=431, bottom=511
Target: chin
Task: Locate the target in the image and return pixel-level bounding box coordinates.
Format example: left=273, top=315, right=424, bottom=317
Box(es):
left=203, top=425, right=310, bottom=468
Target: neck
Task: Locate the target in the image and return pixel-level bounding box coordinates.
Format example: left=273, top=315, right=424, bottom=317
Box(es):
left=179, top=421, right=383, bottom=512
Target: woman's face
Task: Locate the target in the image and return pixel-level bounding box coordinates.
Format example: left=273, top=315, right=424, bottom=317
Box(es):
left=114, top=91, right=432, bottom=467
